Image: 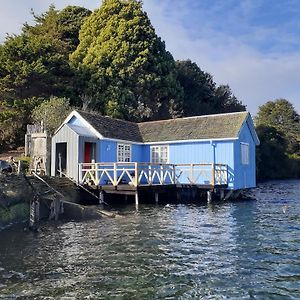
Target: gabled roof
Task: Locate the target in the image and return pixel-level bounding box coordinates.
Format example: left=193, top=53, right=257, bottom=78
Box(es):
left=73, top=111, right=143, bottom=142
left=61, top=110, right=259, bottom=144
left=138, top=112, right=249, bottom=142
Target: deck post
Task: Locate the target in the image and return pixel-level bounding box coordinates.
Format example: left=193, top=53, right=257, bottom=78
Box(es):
left=99, top=190, right=104, bottom=204
left=212, top=163, right=215, bottom=186
left=220, top=189, right=225, bottom=201
left=113, top=163, right=117, bottom=186
left=135, top=191, right=139, bottom=208
left=172, top=165, right=176, bottom=184
left=95, top=163, right=99, bottom=185
left=134, top=162, right=138, bottom=187
left=160, top=165, right=164, bottom=184
left=155, top=192, right=159, bottom=204
left=148, top=164, right=152, bottom=185
left=207, top=190, right=212, bottom=203
left=79, top=163, right=83, bottom=183
left=190, top=164, right=194, bottom=184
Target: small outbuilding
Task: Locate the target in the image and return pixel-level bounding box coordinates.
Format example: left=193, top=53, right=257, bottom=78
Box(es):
left=51, top=110, right=259, bottom=191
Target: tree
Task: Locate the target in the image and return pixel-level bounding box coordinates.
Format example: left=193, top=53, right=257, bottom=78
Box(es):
left=0, top=5, right=91, bottom=104
left=176, top=60, right=246, bottom=117
left=256, top=125, right=289, bottom=179
left=176, top=60, right=216, bottom=116
left=32, top=96, right=72, bottom=135
left=213, top=84, right=246, bottom=113
left=71, top=0, right=183, bottom=121
left=256, top=99, right=300, bottom=155
left=0, top=97, right=42, bottom=151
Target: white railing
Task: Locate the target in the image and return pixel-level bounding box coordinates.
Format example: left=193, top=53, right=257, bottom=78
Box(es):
left=79, top=162, right=228, bottom=187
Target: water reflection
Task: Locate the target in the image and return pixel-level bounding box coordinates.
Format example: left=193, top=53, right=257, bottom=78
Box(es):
left=0, top=180, right=299, bottom=299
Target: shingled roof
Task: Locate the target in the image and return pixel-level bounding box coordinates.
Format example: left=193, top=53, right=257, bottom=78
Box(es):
left=72, top=111, right=250, bottom=143
left=78, top=111, right=143, bottom=142
left=138, top=112, right=249, bottom=142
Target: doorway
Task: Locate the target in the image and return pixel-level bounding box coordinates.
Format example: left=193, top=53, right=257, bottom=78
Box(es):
left=56, top=143, right=67, bottom=175
left=84, top=142, right=96, bottom=163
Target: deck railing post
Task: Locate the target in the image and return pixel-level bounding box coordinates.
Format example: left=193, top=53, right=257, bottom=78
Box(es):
left=160, top=164, right=164, bottom=184
left=134, top=162, right=138, bottom=187
left=95, top=163, right=99, bottom=185
left=113, top=163, right=117, bottom=186
left=190, top=164, right=194, bottom=184
left=172, top=165, right=176, bottom=184
left=212, top=163, right=215, bottom=186
left=79, top=163, right=83, bottom=184
left=149, top=164, right=152, bottom=185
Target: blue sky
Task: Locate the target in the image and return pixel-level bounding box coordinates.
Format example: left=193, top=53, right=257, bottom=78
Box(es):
left=0, top=0, right=299, bottom=115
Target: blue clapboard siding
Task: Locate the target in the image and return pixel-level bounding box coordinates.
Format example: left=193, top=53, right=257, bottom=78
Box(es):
left=233, top=121, right=256, bottom=189
left=168, top=141, right=235, bottom=188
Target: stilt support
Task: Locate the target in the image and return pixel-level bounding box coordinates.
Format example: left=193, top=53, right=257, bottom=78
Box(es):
left=29, top=195, right=40, bottom=230
left=220, top=189, right=225, bottom=201
left=207, top=190, right=212, bottom=203
left=99, top=191, right=104, bottom=204
left=135, top=191, right=139, bottom=209
left=155, top=192, right=159, bottom=204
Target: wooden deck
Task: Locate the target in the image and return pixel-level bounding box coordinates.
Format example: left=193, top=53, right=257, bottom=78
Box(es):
left=79, top=162, right=228, bottom=190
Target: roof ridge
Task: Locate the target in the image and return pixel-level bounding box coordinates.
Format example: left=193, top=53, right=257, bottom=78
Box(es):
left=137, top=111, right=248, bottom=125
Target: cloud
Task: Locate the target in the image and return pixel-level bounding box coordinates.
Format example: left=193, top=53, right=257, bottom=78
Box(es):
left=143, top=0, right=300, bottom=115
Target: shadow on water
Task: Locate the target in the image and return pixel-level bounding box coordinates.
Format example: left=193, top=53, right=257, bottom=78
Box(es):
left=0, top=180, right=299, bottom=299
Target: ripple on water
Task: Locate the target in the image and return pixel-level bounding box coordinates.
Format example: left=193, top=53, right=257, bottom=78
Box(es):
left=0, top=180, right=299, bottom=299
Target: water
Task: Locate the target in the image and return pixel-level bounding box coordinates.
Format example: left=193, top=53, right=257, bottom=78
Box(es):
left=0, top=180, right=299, bottom=299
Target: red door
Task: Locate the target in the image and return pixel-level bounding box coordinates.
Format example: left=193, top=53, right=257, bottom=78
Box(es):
left=84, top=143, right=92, bottom=163
left=84, top=142, right=96, bottom=163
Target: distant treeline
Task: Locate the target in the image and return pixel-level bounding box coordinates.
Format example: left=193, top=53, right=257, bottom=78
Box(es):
left=0, top=0, right=299, bottom=180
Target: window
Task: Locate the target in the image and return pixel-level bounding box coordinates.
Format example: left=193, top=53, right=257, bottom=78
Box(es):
left=241, top=143, right=249, bottom=165
left=151, top=145, right=169, bottom=164
left=117, top=143, right=131, bottom=162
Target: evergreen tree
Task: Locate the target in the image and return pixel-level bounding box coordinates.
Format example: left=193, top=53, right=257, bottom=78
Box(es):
left=71, top=0, right=183, bottom=121
left=176, top=60, right=245, bottom=116
left=256, top=99, right=300, bottom=155
left=176, top=60, right=216, bottom=116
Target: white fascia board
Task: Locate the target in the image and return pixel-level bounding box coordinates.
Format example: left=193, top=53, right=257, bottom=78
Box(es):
left=72, top=111, right=103, bottom=139
left=144, top=137, right=238, bottom=145
left=101, top=136, right=238, bottom=145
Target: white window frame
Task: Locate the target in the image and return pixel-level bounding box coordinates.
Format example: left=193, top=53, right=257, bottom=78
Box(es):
left=241, top=142, right=249, bottom=165
left=117, top=143, right=131, bottom=162
left=150, top=145, right=169, bottom=164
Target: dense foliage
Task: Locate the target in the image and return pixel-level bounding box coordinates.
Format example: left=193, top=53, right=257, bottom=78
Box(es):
left=0, top=5, right=91, bottom=151
left=71, top=0, right=183, bottom=121
left=32, top=96, right=72, bottom=135
left=176, top=60, right=246, bottom=116
left=256, top=99, right=300, bottom=180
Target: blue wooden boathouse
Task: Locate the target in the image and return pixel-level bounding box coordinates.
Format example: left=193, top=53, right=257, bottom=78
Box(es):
left=51, top=110, right=259, bottom=202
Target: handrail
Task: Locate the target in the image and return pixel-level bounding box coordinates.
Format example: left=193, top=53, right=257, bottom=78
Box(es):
left=78, top=162, right=228, bottom=187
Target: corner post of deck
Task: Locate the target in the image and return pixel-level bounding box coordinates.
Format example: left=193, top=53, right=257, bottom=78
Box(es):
left=134, top=162, right=138, bottom=187
left=113, top=163, right=117, bottom=186
left=212, top=163, right=215, bottom=187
